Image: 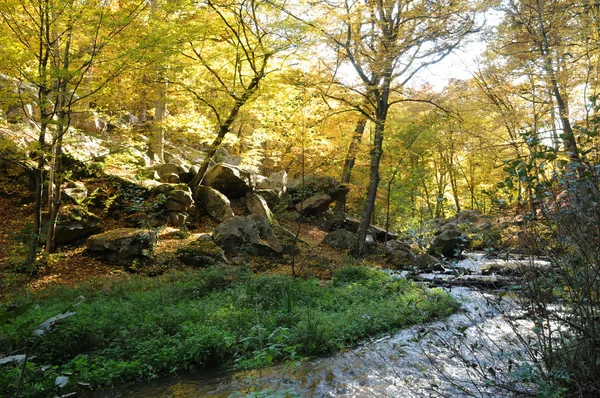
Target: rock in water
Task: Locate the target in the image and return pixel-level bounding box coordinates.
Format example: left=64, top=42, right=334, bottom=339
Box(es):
left=428, top=224, right=467, bottom=258
left=387, top=243, right=417, bottom=269
left=86, top=228, right=157, bottom=264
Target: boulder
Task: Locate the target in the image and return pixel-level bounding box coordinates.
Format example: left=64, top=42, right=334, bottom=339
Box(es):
left=151, top=183, right=190, bottom=195
left=213, top=215, right=282, bottom=256
left=456, top=210, right=480, bottom=224
left=246, top=193, right=274, bottom=222
left=62, top=181, right=88, bottom=204
left=152, top=163, right=186, bottom=181
left=212, top=147, right=242, bottom=166
left=414, top=253, right=444, bottom=272
left=203, top=164, right=255, bottom=198
left=167, top=212, right=188, bottom=227
left=86, top=228, right=157, bottom=264
left=295, top=193, right=333, bottom=215
left=195, top=185, right=234, bottom=221
left=387, top=243, right=417, bottom=269
left=369, top=225, right=398, bottom=242
left=54, top=206, right=102, bottom=244
left=177, top=235, right=227, bottom=267
left=272, top=222, right=299, bottom=254
left=288, top=176, right=349, bottom=202
left=256, top=170, right=287, bottom=197
left=166, top=173, right=180, bottom=184
left=427, top=224, right=467, bottom=258
left=322, top=228, right=356, bottom=250
left=165, top=189, right=193, bottom=213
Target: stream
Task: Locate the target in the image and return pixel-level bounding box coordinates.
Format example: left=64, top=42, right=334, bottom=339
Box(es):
left=95, top=252, right=547, bottom=397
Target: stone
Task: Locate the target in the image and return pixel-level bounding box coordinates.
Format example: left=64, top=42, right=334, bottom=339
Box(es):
left=165, top=189, right=193, bottom=212
left=295, top=193, right=333, bottom=215
left=414, top=253, right=444, bottom=272
left=167, top=173, right=180, bottom=183
left=203, top=164, right=255, bottom=198
left=86, top=228, right=157, bottom=264
left=456, top=210, right=480, bottom=224
left=288, top=176, right=349, bottom=202
left=213, top=215, right=282, bottom=256
left=153, top=163, right=185, bottom=181
left=387, top=243, right=417, bottom=269
left=256, top=170, right=287, bottom=196
left=322, top=229, right=356, bottom=250
left=427, top=224, right=467, bottom=258
left=195, top=185, right=234, bottom=221
left=63, top=181, right=88, bottom=204
left=54, top=205, right=102, bottom=244
left=255, top=189, right=280, bottom=207
left=167, top=189, right=194, bottom=207
left=369, top=225, right=398, bottom=242
left=177, top=235, right=227, bottom=267
left=151, top=183, right=189, bottom=195
left=246, top=193, right=274, bottom=221
left=167, top=212, right=187, bottom=227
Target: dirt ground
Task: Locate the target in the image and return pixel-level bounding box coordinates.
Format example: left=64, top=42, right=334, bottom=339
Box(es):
left=0, top=180, right=371, bottom=300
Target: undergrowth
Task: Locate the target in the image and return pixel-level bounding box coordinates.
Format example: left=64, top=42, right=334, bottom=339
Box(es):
left=0, top=265, right=458, bottom=397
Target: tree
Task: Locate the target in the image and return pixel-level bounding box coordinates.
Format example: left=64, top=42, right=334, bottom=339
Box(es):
left=311, top=0, right=481, bottom=255
left=184, top=0, right=297, bottom=190
left=0, top=0, right=146, bottom=260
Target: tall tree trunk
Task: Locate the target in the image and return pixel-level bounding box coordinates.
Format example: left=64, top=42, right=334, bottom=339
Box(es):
left=335, top=117, right=367, bottom=213
left=152, top=70, right=167, bottom=163
left=353, top=105, right=387, bottom=257
left=535, top=0, right=579, bottom=160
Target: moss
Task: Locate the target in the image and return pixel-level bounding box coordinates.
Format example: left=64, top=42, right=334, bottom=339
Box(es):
left=176, top=237, right=226, bottom=267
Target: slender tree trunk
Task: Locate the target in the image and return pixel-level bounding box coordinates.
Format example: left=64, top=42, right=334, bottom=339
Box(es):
left=335, top=117, right=366, bottom=213
left=384, top=169, right=397, bottom=245
left=152, top=70, right=167, bottom=163
left=353, top=107, right=387, bottom=257
left=535, top=0, right=579, bottom=160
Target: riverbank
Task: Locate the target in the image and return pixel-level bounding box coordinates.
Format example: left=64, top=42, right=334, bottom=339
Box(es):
left=0, top=265, right=458, bottom=397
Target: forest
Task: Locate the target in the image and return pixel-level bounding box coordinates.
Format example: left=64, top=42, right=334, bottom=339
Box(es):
left=1, top=0, right=600, bottom=396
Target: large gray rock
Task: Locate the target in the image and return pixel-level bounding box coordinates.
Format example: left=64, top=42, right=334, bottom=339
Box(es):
left=256, top=170, right=287, bottom=197
left=195, top=186, right=234, bottom=221
left=54, top=206, right=102, bottom=244
left=295, top=193, right=333, bottom=215
left=387, top=243, right=417, bottom=269
left=151, top=163, right=186, bottom=182
left=203, top=164, right=255, bottom=198
left=428, top=224, right=467, bottom=258
left=322, top=229, right=356, bottom=250
left=246, top=193, right=273, bottom=221
left=213, top=215, right=282, bottom=256
left=86, top=228, right=157, bottom=264
left=165, top=189, right=194, bottom=212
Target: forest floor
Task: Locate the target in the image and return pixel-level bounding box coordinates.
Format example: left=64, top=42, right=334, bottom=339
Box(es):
left=0, top=177, right=375, bottom=301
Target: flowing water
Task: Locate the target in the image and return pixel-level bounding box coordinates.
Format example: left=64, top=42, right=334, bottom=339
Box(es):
left=96, top=253, right=545, bottom=397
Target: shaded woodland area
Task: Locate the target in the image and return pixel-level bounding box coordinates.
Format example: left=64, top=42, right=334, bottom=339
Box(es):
left=1, top=0, right=600, bottom=396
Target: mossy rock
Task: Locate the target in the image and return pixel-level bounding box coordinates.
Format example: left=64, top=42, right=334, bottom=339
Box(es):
left=177, top=236, right=227, bottom=267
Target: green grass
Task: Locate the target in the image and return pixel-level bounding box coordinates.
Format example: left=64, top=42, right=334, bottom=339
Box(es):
left=0, top=265, right=459, bottom=397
